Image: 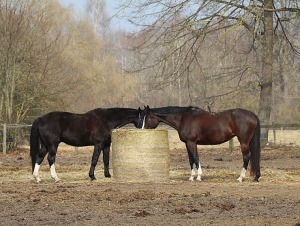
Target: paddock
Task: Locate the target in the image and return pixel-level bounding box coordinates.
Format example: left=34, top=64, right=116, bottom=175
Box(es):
left=0, top=132, right=299, bottom=225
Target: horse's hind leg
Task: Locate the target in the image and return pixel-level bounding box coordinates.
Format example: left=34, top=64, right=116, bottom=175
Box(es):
left=237, top=144, right=250, bottom=182
left=33, top=145, right=47, bottom=183
left=47, top=144, right=60, bottom=182
left=89, top=143, right=103, bottom=180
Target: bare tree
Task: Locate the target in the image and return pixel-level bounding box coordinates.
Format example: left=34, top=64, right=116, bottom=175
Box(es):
left=0, top=0, right=78, bottom=123
left=120, top=0, right=300, bottom=144
left=86, top=0, right=110, bottom=38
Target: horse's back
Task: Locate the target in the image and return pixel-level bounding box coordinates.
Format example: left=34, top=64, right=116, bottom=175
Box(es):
left=39, top=110, right=107, bottom=127
left=38, top=111, right=84, bottom=129
left=182, top=108, right=257, bottom=126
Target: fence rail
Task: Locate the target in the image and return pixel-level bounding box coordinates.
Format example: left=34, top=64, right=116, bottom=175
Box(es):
left=261, top=123, right=300, bottom=129
left=1, top=123, right=300, bottom=154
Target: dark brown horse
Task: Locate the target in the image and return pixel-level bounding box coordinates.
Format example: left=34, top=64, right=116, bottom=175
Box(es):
left=30, top=107, right=144, bottom=182
left=143, top=106, right=261, bottom=182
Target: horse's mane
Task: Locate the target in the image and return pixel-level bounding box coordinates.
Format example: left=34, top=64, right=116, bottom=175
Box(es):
left=152, top=106, right=202, bottom=114
left=104, top=107, right=135, bottom=112
left=89, top=108, right=136, bottom=114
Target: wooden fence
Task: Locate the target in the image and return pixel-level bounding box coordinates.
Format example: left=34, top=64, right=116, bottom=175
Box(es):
left=1, top=123, right=300, bottom=154
left=228, top=123, right=300, bottom=150
left=1, top=124, right=31, bottom=154
left=264, top=123, right=300, bottom=146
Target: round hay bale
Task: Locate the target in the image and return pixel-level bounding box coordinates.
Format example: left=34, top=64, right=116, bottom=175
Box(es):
left=112, top=128, right=170, bottom=182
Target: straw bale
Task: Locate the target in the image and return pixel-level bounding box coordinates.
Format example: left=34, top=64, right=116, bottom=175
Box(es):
left=112, top=128, right=170, bottom=182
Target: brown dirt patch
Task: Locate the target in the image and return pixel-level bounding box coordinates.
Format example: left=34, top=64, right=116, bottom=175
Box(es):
left=0, top=143, right=300, bottom=225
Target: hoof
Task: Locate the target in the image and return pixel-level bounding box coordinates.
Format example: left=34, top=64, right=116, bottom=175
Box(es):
left=189, top=176, right=194, bottom=181
left=54, top=178, right=61, bottom=183
left=90, top=176, right=96, bottom=181
left=253, top=177, right=259, bottom=182
left=237, top=177, right=243, bottom=183
left=105, top=174, right=111, bottom=178
left=35, top=179, right=41, bottom=183
left=33, top=175, right=41, bottom=183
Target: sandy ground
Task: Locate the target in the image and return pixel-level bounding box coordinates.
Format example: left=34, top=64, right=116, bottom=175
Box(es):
left=0, top=142, right=300, bottom=226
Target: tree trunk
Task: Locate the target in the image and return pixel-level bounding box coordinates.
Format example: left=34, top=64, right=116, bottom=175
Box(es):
left=258, top=0, right=274, bottom=146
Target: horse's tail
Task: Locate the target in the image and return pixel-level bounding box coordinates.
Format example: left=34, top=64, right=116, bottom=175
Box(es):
left=249, top=115, right=261, bottom=181
left=30, top=118, right=40, bottom=173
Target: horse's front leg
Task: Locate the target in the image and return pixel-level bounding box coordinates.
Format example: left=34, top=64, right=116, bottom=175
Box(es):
left=195, top=160, right=202, bottom=181
left=89, top=143, right=103, bottom=180
left=103, top=143, right=111, bottom=178
left=186, top=148, right=195, bottom=181
left=186, top=141, right=201, bottom=181
left=194, top=151, right=202, bottom=181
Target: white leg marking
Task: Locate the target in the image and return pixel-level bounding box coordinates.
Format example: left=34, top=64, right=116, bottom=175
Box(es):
left=189, top=168, right=195, bottom=181
left=142, top=116, right=146, bottom=129
left=237, top=167, right=247, bottom=182
left=50, top=164, right=60, bottom=182
left=196, top=163, right=202, bottom=181
left=33, top=163, right=41, bottom=183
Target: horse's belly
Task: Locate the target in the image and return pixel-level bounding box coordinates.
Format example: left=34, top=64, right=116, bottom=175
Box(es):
left=197, top=135, right=235, bottom=145
left=61, top=135, right=93, bottom=147
left=62, top=140, right=91, bottom=147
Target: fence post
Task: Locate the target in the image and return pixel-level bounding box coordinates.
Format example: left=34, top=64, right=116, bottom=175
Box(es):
left=272, top=122, right=276, bottom=144
left=281, top=126, right=284, bottom=144
left=3, top=123, right=7, bottom=154
left=229, top=139, right=233, bottom=151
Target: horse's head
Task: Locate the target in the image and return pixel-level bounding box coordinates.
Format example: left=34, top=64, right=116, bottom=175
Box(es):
left=133, top=107, right=145, bottom=129
left=143, top=105, right=161, bottom=129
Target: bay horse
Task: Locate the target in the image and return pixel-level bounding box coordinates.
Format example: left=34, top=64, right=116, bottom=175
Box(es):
left=143, top=105, right=261, bottom=182
left=30, top=107, right=144, bottom=183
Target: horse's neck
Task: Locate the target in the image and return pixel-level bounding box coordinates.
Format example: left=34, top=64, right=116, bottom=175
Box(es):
left=115, top=117, right=133, bottom=128
left=156, top=113, right=181, bottom=130
left=110, top=110, right=136, bottom=128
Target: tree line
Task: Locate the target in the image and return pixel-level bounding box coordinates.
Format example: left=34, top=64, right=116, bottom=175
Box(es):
left=0, top=0, right=300, bottom=148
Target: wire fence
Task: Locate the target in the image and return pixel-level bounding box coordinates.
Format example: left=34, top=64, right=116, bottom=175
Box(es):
left=1, top=123, right=300, bottom=154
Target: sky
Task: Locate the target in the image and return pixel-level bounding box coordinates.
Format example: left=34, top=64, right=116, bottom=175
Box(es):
left=59, top=0, right=135, bottom=31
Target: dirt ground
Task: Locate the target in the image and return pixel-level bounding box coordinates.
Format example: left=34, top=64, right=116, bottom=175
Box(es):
left=0, top=142, right=300, bottom=226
